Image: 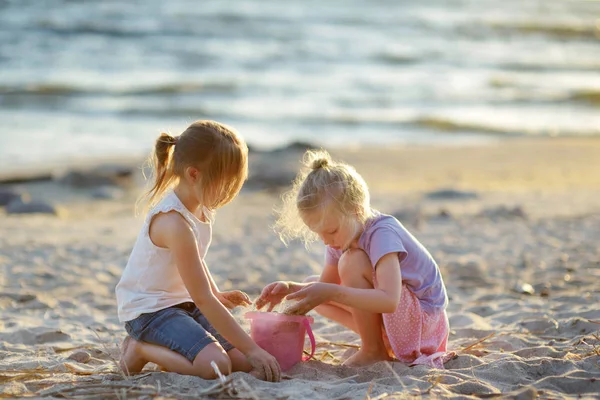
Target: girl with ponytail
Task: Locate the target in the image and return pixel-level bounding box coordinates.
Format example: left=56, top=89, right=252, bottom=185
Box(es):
left=116, top=120, right=281, bottom=382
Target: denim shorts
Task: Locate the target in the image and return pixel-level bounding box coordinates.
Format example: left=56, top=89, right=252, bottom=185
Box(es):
left=124, top=302, right=234, bottom=362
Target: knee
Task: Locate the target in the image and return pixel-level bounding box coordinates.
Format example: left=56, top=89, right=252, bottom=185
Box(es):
left=210, top=354, right=232, bottom=378
left=192, top=344, right=231, bottom=379
left=303, top=275, right=319, bottom=284
left=338, top=249, right=372, bottom=283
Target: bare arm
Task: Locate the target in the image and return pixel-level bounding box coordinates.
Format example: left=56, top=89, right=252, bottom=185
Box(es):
left=202, top=260, right=220, bottom=294
left=287, top=252, right=402, bottom=314
left=319, top=262, right=341, bottom=284
left=150, top=212, right=258, bottom=354
left=333, top=252, right=402, bottom=313
left=255, top=261, right=340, bottom=310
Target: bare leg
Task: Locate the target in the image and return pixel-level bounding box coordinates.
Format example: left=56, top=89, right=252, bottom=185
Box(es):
left=303, top=275, right=358, bottom=332
left=314, top=302, right=394, bottom=358
left=120, top=336, right=231, bottom=379
left=314, top=303, right=357, bottom=332
left=119, top=336, right=148, bottom=375
left=304, top=273, right=392, bottom=358
left=337, top=249, right=392, bottom=367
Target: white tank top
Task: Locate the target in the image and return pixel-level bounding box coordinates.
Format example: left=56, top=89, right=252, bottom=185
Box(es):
left=116, top=190, right=214, bottom=322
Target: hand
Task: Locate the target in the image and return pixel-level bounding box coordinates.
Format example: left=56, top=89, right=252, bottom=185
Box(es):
left=246, top=347, right=281, bottom=382
left=216, top=290, right=251, bottom=309
left=284, top=282, right=336, bottom=315
left=255, top=281, right=295, bottom=312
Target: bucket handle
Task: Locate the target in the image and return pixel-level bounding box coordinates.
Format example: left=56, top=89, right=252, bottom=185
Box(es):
left=302, top=318, right=316, bottom=362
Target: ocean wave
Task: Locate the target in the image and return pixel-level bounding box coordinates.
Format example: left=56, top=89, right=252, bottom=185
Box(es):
left=26, top=20, right=188, bottom=38
left=489, top=21, right=600, bottom=40
left=18, top=12, right=300, bottom=40
left=488, top=79, right=600, bottom=106
left=412, top=117, right=517, bottom=135
left=375, top=52, right=421, bottom=65
left=124, top=82, right=238, bottom=95
left=411, top=116, right=599, bottom=137
left=496, top=61, right=600, bottom=73
left=569, top=90, right=600, bottom=106
left=0, top=82, right=238, bottom=96
left=117, top=106, right=221, bottom=118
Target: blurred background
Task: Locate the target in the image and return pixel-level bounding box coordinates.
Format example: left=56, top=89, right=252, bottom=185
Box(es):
left=1, top=0, right=599, bottom=174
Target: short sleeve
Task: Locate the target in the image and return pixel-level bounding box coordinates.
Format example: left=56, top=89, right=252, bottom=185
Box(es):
left=325, top=246, right=342, bottom=266
left=366, top=227, right=407, bottom=269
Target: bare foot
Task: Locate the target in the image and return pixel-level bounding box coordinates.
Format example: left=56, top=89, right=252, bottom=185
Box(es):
left=382, top=334, right=396, bottom=359
left=119, top=336, right=148, bottom=376
left=342, top=348, right=392, bottom=367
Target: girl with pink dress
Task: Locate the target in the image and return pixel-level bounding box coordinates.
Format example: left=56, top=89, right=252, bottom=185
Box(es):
left=256, top=149, right=451, bottom=368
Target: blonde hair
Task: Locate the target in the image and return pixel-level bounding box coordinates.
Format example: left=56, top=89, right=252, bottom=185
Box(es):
left=139, top=120, right=248, bottom=212
left=274, top=149, right=372, bottom=245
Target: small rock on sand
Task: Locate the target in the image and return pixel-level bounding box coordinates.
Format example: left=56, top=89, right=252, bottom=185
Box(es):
left=513, top=282, right=535, bottom=295
left=425, top=189, right=478, bottom=200
left=91, top=186, right=125, bottom=200
left=6, top=199, right=57, bottom=215
left=0, top=188, right=27, bottom=206
left=67, top=351, right=91, bottom=364
left=478, top=206, right=527, bottom=220
left=59, top=164, right=134, bottom=188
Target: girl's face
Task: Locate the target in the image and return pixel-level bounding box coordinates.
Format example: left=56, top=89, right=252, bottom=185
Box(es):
left=303, top=209, right=361, bottom=251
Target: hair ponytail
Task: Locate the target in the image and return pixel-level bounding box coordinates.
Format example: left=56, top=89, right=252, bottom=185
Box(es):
left=138, top=133, right=178, bottom=213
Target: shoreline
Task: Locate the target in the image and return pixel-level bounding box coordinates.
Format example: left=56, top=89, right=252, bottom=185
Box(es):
left=1, top=136, right=599, bottom=225
left=2, top=135, right=600, bottom=185
left=3, top=136, right=600, bottom=221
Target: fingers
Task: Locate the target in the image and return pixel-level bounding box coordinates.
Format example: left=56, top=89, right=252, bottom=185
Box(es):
left=266, top=293, right=287, bottom=312
left=233, top=291, right=251, bottom=306
left=253, top=361, right=279, bottom=383
left=285, top=288, right=306, bottom=301
left=255, top=282, right=289, bottom=311
left=284, top=299, right=310, bottom=316
left=258, top=285, right=273, bottom=301
left=249, top=367, right=266, bottom=381
left=271, top=282, right=287, bottom=295
left=259, top=285, right=271, bottom=297
left=263, top=362, right=272, bottom=382
left=283, top=303, right=300, bottom=315
left=255, top=295, right=273, bottom=310
left=254, top=297, right=265, bottom=310
left=272, top=359, right=281, bottom=382
left=255, top=283, right=276, bottom=309
left=241, top=291, right=251, bottom=304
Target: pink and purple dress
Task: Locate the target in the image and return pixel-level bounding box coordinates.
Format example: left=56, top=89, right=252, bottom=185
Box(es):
left=326, top=211, right=452, bottom=368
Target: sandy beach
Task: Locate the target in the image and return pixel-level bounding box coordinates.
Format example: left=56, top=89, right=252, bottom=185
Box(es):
left=1, top=137, right=600, bottom=399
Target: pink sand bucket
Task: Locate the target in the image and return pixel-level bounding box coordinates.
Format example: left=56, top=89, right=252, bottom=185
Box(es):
left=245, top=312, right=316, bottom=371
